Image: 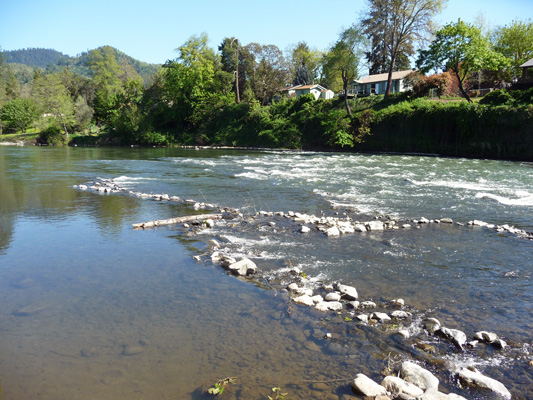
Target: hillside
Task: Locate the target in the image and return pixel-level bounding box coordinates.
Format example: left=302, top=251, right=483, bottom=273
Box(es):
left=3, top=47, right=161, bottom=84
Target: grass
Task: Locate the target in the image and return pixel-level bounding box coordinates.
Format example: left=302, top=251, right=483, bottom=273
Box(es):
left=0, top=130, right=40, bottom=144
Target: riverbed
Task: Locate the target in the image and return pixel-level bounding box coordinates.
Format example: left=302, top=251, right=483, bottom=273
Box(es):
left=0, top=146, right=531, bottom=399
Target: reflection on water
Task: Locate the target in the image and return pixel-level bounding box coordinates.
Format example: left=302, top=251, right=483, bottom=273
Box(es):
left=0, top=146, right=532, bottom=399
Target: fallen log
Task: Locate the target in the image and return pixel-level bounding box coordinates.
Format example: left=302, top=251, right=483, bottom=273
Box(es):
left=133, top=213, right=223, bottom=230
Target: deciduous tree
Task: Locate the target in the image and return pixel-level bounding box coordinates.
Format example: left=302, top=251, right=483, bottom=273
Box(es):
left=0, top=98, right=38, bottom=132
left=417, top=19, right=508, bottom=102
left=362, top=0, right=446, bottom=98
left=492, top=19, right=533, bottom=80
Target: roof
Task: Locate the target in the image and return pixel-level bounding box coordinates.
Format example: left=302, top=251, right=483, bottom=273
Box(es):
left=354, top=69, right=415, bottom=84
left=280, top=84, right=329, bottom=91
left=519, top=58, right=533, bottom=68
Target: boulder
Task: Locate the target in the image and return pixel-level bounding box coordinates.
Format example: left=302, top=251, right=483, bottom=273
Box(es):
left=301, top=226, right=311, bottom=233
left=370, top=312, right=391, bottom=322
left=293, top=295, right=314, bottom=307
left=399, top=361, right=439, bottom=392
left=381, top=376, right=424, bottom=397
left=316, top=301, right=343, bottom=311
left=440, top=217, right=453, bottom=224
left=360, top=301, right=377, bottom=308
left=325, top=226, right=341, bottom=236
left=337, top=284, right=358, bottom=300
left=423, top=318, right=441, bottom=335
left=437, top=327, right=467, bottom=349
left=351, top=373, right=387, bottom=397
left=356, top=314, right=369, bottom=322
left=354, top=224, right=367, bottom=232
left=474, top=331, right=498, bottom=343
left=458, top=367, right=511, bottom=399
left=227, top=258, right=257, bottom=276
left=391, top=310, right=411, bottom=319
left=325, top=292, right=341, bottom=301
left=366, top=221, right=385, bottom=231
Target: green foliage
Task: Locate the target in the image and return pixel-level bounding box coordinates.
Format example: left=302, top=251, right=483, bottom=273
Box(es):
left=479, top=89, right=513, bottom=106
left=0, top=98, right=38, bottom=132
left=492, top=19, right=533, bottom=80
left=268, top=387, right=288, bottom=400
left=39, top=125, right=67, bottom=145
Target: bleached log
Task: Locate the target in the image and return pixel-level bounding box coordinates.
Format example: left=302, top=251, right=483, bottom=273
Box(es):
left=133, top=214, right=223, bottom=229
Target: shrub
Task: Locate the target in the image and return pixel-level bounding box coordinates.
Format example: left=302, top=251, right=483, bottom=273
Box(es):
left=479, top=89, right=513, bottom=106
left=39, top=126, right=67, bottom=146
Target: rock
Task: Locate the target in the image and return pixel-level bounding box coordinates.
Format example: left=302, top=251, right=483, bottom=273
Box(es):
left=337, top=284, right=358, bottom=300
left=419, top=391, right=467, bottom=400
left=356, top=314, right=369, bottom=322
left=419, top=217, right=430, bottom=223
left=381, top=376, right=424, bottom=397
left=366, top=221, right=385, bottom=231
left=220, top=255, right=237, bottom=267
left=360, top=301, right=377, bottom=308
left=354, top=224, right=367, bottom=232
left=437, top=327, right=467, bottom=349
left=391, top=310, right=411, bottom=319
left=491, top=338, right=507, bottom=349
left=440, top=218, right=453, bottom=224
left=397, top=329, right=410, bottom=339
left=227, top=258, right=257, bottom=276
left=402, top=224, right=411, bottom=228
left=325, top=292, right=341, bottom=301
left=14, top=302, right=49, bottom=316
left=325, top=226, right=341, bottom=236
left=301, top=226, right=311, bottom=233
left=390, top=298, right=405, bottom=306
left=311, top=382, right=329, bottom=391
left=311, top=295, right=324, bottom=304
left=122, top=345, right=144, bottom=356
left=458, top=367, right=511, bottom=399
left=288, top=283, right=299, bottom=291
left=423, top=318, right=441, bottom=335
left=474, top=331, right=498, bottom=343
left=346, top=301, right=360, bottom=309
left=293, top=295, right=314, bottom=307
left=207, top=239, right=220, bottom=249
left=303, top=340, right=321, bottom=352
left=399, top=361, right=439, bottom=392
left=351, top=373, right=387, bottom=397
left=316, top=301, right=343, bottom=311
left=100, top=369, right=124, bottom=384
left=370, top=312, right=391, bottom=322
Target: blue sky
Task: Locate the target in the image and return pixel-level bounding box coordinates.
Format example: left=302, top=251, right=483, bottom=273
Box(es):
left=0, top=0, right=531, bottom=64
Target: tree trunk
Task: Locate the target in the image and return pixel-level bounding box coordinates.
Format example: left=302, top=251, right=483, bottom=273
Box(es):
left=455, top=70, right=472, bottom=103
left=384, top=55, right=396, bottom=99
left=343, top=73, right=352, bottom=118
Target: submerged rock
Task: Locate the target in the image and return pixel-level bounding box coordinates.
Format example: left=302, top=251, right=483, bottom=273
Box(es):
left=122, top=345, right=144, bottom=356
left=351, top=373, right=387, bottom=397
left=458, top=367, right=511, bottom=399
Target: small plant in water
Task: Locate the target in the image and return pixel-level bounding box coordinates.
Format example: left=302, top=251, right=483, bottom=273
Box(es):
left=268, top=386, right=288, bottom=400
left=207, top=377, right=236, bottom=396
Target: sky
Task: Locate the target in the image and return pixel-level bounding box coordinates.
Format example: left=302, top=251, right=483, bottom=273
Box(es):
left=0, top=0, right=531, bottom=65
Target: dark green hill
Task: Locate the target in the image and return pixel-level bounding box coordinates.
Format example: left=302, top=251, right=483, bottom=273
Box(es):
left=3, top=47, right=160, bottom=84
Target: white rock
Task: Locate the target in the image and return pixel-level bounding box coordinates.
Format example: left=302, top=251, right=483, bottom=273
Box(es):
left=400, top=361, right=439, bottom=392
left=325, top=226, right=341, bottom=236
left=474, top=331, right=498, bottom=343
left=458, top=368, right=511, bottom=399
left=311, top=295, right=324, bottom=304
left=325, top=292, right=341, bottom=301
left=366, top=221, right=385, bottom=231
left=381, top=376, right=423, bottom=397
left=397, top=329, right=410, bottom=338
left=356, top=314, right=369, bottom=322
left=419, top=217, right=430, bottom=223
left=347, top=301, right=360, bottom=309
left=337, top=284, right=358, bottom=300
left=437, top=327, right=467, bottom=349
left=315, top=301, right=343, bottom=311
left=402, top=224, right=411, bottom=228
left=300, top=226, right=311, bottom=233
left=293, top=295, right=314, bottom=307
left=391, top=310, right=411, bottom=319
left=354, top=223, right=367, bottom=232
left=287, top=283, right=299, bottom=292
left=360, top=301, right=377, bottom=308
left=227, top=258, right=257, bottom=276
left=423, top=317, right=441, bottom=334
left=391, top=298, right=405, bottom=306
left=351, top=373, right=387, bottom=397
left=371, top=312, right=391, bottom=322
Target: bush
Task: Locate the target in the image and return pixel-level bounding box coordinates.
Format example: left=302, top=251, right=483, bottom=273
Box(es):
left=479, top=89, right=513, bottom=106
left=38, top=126, right=67, bottom=146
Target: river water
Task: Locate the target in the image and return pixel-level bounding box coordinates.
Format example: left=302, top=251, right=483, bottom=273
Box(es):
left=0, top=146, right=531, bottom=400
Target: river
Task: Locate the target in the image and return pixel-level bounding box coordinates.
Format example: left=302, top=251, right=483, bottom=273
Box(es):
left=0, top=146, right=531, bottom=400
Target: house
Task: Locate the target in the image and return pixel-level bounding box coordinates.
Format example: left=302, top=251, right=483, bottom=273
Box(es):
left=346, top=69, right=415, bottom=97
left=281, top=84, right=334, bottom=100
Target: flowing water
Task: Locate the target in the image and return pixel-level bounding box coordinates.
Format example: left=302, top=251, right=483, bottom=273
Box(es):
left=0, top=146, right=532, bottom=400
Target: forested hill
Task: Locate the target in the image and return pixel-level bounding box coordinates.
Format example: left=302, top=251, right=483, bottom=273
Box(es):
left=3, top=47, right=160, bottom=84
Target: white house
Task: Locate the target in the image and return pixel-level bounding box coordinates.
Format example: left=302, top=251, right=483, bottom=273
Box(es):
left=346, top=69, right=415, bottom=97
left=281, top=84, right=334, bottom=100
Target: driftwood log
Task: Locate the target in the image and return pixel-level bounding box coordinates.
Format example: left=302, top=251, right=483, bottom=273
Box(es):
left=133, top=213, right=223, bottom=230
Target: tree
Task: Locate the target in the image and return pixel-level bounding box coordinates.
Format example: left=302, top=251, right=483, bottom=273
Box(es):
left=32, top=73, right=75, bottom=136
left=219, top=37, right=245, bottom=103
left=362, top=0, right=446, bottom=98
left=289, top=41, right=322, bottom=85
left=0, top=98, right=38, bottom=132
left=323, top=25, right=366, bottom=117
left=0, top=48, right=19, bottom=107
left=492, top=19, right=533, bottom=80
left=417, top=19, right=509, bottom=102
